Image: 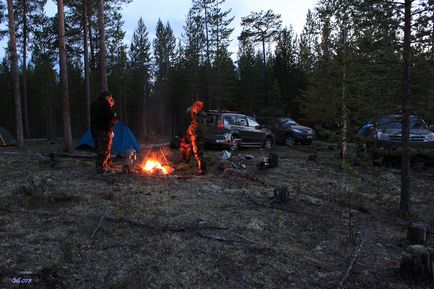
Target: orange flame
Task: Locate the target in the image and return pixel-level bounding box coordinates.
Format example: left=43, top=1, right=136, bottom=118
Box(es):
left=141, top=159, right=173, bottom=175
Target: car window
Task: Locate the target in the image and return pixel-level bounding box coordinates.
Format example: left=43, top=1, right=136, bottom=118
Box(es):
left=234, top=116, right=248, bottom=126
left=280, top=119, right=297, bottom=127
left=410, top=118, right=427, bottom=129
left=377, top=116, right=428, bottom=130
left=224, top=116, right=235, bottom=126
left=247, top=117, right=260, bottom=127
left=377, top=116, right=400, bottom=129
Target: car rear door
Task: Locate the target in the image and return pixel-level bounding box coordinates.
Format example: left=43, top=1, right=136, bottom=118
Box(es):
left=246, top=116, right=266, bottom=145
left=232, top=115, right=250, bottom=144
left=205, top=113, right=218, bottom=144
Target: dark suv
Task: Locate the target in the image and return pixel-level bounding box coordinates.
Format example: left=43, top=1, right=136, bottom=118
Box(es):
left=205, top=111, right=274, bottom=150
left=359, top=115, right=434, bottom=149
left=258, top=117, right=316, bottom=146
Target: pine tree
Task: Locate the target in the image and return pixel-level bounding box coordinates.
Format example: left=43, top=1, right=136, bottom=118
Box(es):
left=182, top=8, right=205, bottom=102
left=97, top=0, right=108, bottom=91
left=57, top=0, right=73, bottom=151
left=107, top=10, right=128, bottom=124
left=236, top=40, right=263, bottom=115
left=7, top=0, right=24, bottom=149
left=153, top=19, right=176, bottom=135
left=273, top=26, right=299, bottom=115
left=239, top=9, right=282, bottom=105
left=14, top=0, right=47, bottom=138
left=129, top=17, right=151, bottom=137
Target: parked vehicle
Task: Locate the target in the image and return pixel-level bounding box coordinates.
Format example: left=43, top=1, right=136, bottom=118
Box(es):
left=205, top=111, right=274, bottom=150
left=358, top=115, right=434, bottom=149
left=258, top=117, right=316, bottom=146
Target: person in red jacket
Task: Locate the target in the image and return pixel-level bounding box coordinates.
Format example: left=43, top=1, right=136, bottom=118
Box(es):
left=187, top=101, right=207, bottom=175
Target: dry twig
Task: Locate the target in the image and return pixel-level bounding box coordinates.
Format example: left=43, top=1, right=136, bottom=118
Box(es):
left=90, top=209, right=109, bottom=239
left=336, top=234, right=366, bottom=289
left=107, top=216, right=229, bottom=232
left=196, top=232, right=236, bottom=242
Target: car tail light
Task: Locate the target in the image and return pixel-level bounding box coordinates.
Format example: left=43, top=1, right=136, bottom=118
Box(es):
left=217, top=115, right=224, bottom=131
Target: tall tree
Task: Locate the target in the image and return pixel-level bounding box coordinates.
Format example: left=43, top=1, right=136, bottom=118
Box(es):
left=107, top=10, right=128, bottom=123
left=97, top=0, right=108, bottom=91
left=129, top=17, right=151, bottom=137
left=206, top=0, right=234, bottom=109
left=236, top=40, right=263, bottom=115
left=57, top=0, right=72, bottom=151
left=153, top=19, right=176, bottom=135
left=399, top=0, right=412, bottom=216
left=15, top=0, right=47, bottom=138
left=182, top=8, right=205, bottom=102
left=298, top=9, right=319, bottom=75
left=239, top=9, right=282, bottom=105
left=273, top=26, right=299, bottom=115
left=83, top=0, right=91, bottom=129
left=7, top=0, right=24, bottom=149
left=192, top=0, right=212, bottom=108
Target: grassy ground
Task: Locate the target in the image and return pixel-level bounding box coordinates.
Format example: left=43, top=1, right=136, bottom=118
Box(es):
left=0, top=141, right=433, bottom=289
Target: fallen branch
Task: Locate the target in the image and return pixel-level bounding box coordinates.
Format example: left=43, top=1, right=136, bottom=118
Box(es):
left=196, top=232, right=257, bottom=244
left=196, top=232, right=236, bottom=242
left=141, top=142, right=170, bottom=148
left=0, top=151, right=95, bottom=159
left=236, top=234, right=257, bottom=244
left=106, top=216, right=229, bottom=232
left=336, top=234, right=366, bottom=289
left=90, top=209, right=109, bottom=239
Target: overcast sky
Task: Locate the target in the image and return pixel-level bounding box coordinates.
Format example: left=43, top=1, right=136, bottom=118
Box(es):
left=2, top=0, right=316, bottom=58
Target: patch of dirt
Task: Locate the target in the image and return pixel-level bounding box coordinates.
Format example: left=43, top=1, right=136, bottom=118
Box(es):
left=0, top=142, right=433, bottom=288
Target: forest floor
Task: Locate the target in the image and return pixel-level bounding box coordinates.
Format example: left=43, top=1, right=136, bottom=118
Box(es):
left=1, top=141, right=434, bottom=289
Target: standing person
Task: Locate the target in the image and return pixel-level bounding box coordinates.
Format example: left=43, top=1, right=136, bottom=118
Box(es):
left=187, top=101, right=207, bottom=175
left=91, top=91, right=117, bottom=173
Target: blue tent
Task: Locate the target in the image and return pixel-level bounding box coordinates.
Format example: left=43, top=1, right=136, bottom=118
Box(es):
left=76, top=122, right=141, bottom=155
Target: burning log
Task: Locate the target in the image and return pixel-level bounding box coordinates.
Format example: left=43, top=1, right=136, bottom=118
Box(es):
left=141, top=159, right=174, bottom=175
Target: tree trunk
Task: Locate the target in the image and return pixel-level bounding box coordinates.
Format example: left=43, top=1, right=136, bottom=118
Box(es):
left=7, top=0, right=24, bottom=149
left=262, top=38, right=268, bottom=105
left=143, top=83, right=147, bottom=138
left=57, top=0, right=73, bottom=152
left=88, top=11, right=96, bottom=74
left=399, top=0, right=412, bottom=216
left=160, top=90, right=164, bottom=136
left=22, top=0, right=30, bottom=139
left=97, top=0, right=108, bottom=91
left=83, top=0, right=91, bottom=129
left=204, top=2, right=212, bottom=110
left=216, top=5, right=221, bottom=110
left=341, top=56, right=348, bottom=159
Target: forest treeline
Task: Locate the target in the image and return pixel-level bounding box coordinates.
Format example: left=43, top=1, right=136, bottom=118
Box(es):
left=0, top=0, right=433, bottom=142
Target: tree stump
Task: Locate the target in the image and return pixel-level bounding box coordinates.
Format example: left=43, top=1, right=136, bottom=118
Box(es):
left=274, top=187, right=289, bottom=203
left=400, top=245, right=433, bottom=283
left=407, top=222, right=429, bottom=245
left=308, top=153, right=317, bottom=162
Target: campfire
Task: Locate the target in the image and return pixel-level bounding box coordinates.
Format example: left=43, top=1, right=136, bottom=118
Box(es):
left=141, top=159, right=174, bottom=175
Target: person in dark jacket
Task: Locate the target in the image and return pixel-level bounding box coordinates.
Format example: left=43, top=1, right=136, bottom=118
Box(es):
left=187, top=101, right=207, bottom=175
left=91, top=91, right=117, bottom=173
